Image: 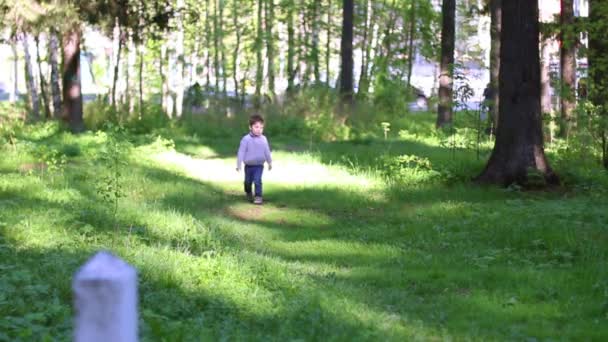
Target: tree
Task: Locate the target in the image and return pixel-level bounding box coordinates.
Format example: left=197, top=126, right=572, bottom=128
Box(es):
left=588, top=0, right=608, bottom=169
left=559, top=0, right=576, bottom=138
left=339, top=0, right=354, bottom=103
left=488, top=0, right=501, bottom=129
left=62, top=25, right=85, bottom=133
left=436, top=0, right=455, bottom=128
left=476, top=0, right=558, bottom=186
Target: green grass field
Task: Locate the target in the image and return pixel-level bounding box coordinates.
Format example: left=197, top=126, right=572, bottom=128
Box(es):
left=1, top=117, right=607, bottom=341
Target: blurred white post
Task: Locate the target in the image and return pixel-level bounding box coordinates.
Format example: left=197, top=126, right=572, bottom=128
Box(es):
left=73, top=251, right=138, bottom=342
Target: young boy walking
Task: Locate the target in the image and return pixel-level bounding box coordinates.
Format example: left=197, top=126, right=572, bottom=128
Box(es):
left=236, top=114, right=272, bottom=204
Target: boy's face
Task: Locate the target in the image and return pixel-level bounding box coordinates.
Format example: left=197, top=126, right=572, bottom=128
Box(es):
left=250, top=122, right=264, bottom=136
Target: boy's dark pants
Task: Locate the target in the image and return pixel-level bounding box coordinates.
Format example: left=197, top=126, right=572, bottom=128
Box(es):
left=244, top=165, right=264, bottom=197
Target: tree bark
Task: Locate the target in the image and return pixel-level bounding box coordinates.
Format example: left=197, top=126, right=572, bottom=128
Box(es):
left=357, top=0, right=371, bottom=96
left=62, top=27, right=85, bottom=133
left=35, top=35, right=51, bottom=119
left=205, top=0, right=212, bottom=90
left=476, top=0, right=558, bottom=186
left=287, top=0, right=296, bottom=93
left=255, top=0, right=264, bottom=107
left=325, top=0, right=332, bottom=85
left=111, top=19, right=123, bottom=112
left=219, top=0, right=227, bottom=96
left=10, top=40, right=18, bottom=103
left=541, top=39, right=555, bottom=141
left=437, top=0, right=455, bottom=128
left=138, top=42, right=144, bottom=120
left=232, top=0, right=241, bottom=99
left=406, top=0, right=417, bottom=89
left=213, top=0, right=220, bottom=93
left=265, top=0, right=276, bottom=98
left=559, top=0, right=576, bottom=139
left=175, top=0, right=186, bottom=118
left=487, top=0, right=501, bottom=129
left=339, top=0, right=354, bottom=103
left=49, top=29, right=62, bottom=119
left=588, top=0, right=608, bottom=169
left=22, top=33, right=40, bottom=120
left=311, top=0, right=321, bottom=84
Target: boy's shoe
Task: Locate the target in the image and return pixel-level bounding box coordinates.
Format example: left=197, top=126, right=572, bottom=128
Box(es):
left=253, top=196, right=263, bottom=205
left=246, top=193, right=254, bottom=202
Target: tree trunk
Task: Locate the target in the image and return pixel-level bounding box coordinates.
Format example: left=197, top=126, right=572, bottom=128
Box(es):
left=489, top=0, right=501, bottom=129
left=49, top=29, right=62, bottom=118
left=10, top=40, right=18, bottom=103
left=255, top=0, right=264, bottom=107
left=175, top=0, right=186, bottom=118
left=475, top=0, right=558, bottom=186
left=62, top=27, right=85, bottom=133
left=406, top=0, right=416, bottom=89
left=287, top=0, right=296, bottom=93
left=339, top=0, right=354, bottom=103
left=559, top=0, right=576, bottom=139
left=219, top=0, right=227, bottom=96
left=588, top=0, right=608, bottom=169
left=138, top=42, right=144, bottom=120
left=205, top=0, right=212, bottom=90
left=127, top=32, right=137, bottom=115
left=311, top=0, right=321, bottom=84
left=232, top=0, right=241, bottom=99
left=325, top=0, right=332, bottom=85
left=22, top=33, right=40, bottom=120
left=213, top=0, right=220, bottom=93
left=541, top=39, right=555, bottom=141
left=111, top=19, right=123, bottom=112
left=300, top=4, right=311, bottom=86
left=437, top=0, right=455, bottom=128
left=35, top=36, right=51, bottom=119
left=266, top=0, right=276, bottom=98
left=357, top=0, right=371, bottom=96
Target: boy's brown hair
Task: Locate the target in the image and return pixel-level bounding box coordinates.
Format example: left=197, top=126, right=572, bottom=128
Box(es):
left=249, top=114, right=265, bottom=126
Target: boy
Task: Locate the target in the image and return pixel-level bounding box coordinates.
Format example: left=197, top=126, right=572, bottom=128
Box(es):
left=236, top=114, right=272, bottom=204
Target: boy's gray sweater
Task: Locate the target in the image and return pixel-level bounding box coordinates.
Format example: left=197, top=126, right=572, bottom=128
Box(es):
left=236, top=133, right=272, bottom=168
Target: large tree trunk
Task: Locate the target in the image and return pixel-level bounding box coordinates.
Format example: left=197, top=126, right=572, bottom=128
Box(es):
left=22, top=33, right=40, bottom=120
left=339, top=0, right=354, bottom=103
left=559, top=0, right=576, bottom=139
left=489, top=0, right=501, bottom=129
left=35, top=35, right=51, bottom=119
left=265, top=0, right=276, bottom=98
left=476, top=0, right=558, bottom=186
left=62, top=27, right=85, bottom=133
left=437, top=0, right=455, bottom=128
left=49, top=29, right=62, bottom=118
left=588, top=0, right=608, bottom=169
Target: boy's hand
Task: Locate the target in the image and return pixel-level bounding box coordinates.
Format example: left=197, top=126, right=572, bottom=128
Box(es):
left=268, top=164, right=272, bottom=171
left=236, top=167, right=240, bottom=172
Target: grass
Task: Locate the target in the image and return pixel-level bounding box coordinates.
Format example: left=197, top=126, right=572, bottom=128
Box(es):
left=1, top=115, right=607, bottom=341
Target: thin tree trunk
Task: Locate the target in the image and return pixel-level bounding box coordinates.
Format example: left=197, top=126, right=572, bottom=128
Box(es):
left=406, top=0, right=416, bottom=89
left=111, top=19, right=123, bottom=112
left=311, top=0, right=321, bottom=84
left=476, top=0, right=557, bottom=186
left=62, top=26, right=85, bottom=133
left=175, top=0, right=186, bottom=118
left=205, top=0, right=212, bottom=90
left=325, top=0, right=332, bottom=85
left=287, top=0, right=296, bottom=93
left=49, top=29, right=62, bottom=118
left=266, top=0, right=276, bottom=98
left=357, top=0, right=371, bottom=96
left=300, top=4, right=311, bottom=86
left=541, top=39, right=555, bottom=141
left=489, top=0, right=501, bottom=129
left=35, top=35, right=51, bottom=119
left=559, top=0, right=576, bottom=138
left=213, top=0, right=220, bottom=93
left=219, top=0, right=227, bottom=96
left=10, top=40, right=18, bottom=103
left=22, top=33, right=40, bottom=120
left=127, top=32, right=137, bottom=115
left=255, top=0, right=263, bottom=107
left=138, top=42, right=144, bottom=120
left=339, top=0, right=354, bottom=104
left=437, top=0, right=455, bottom=128
left=232, top=0, right=241, bottom=99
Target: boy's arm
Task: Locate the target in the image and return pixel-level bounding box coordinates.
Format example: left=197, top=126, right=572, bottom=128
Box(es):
left=236, top=137, right=247, bottom=171
left=264, top=137, right=272, bottom=169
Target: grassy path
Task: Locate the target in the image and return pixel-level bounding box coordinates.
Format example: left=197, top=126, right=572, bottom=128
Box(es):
left=1, top=129, right=607, bottom=340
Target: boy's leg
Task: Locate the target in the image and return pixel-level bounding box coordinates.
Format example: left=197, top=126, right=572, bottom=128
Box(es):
left=244, top=165, right=253, bottom=196
left=252, top=165, right=264, bottom=198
